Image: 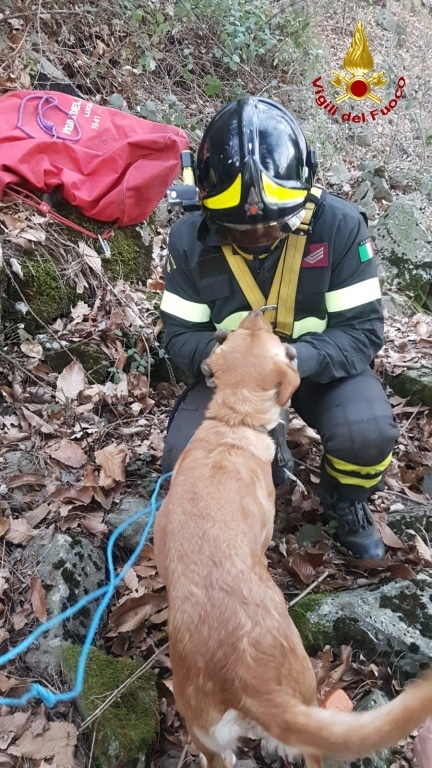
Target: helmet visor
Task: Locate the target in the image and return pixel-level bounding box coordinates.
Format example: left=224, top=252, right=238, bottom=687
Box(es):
left=215, top=213, right=304, bottom=249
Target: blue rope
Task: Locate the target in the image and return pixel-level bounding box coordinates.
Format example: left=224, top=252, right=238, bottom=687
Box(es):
left=0, top=472, right=171, bottom=707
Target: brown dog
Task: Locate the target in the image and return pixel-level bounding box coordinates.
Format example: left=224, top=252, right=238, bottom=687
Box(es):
left=154, top=311, right=432, bottom=768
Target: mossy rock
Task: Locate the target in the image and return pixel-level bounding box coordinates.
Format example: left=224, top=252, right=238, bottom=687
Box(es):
left=4, top=252, right=78, bottom=332
left=54, top=200, right=155, bottom=285
left=62, top=644, right=158, bottom=768
left=3, top=200, right=155, bottom=333
left=289, top=593, right=333, bottom=655
left=44, top=341, right=111, bottom=384
left=386, top=368, right=432, bottom=409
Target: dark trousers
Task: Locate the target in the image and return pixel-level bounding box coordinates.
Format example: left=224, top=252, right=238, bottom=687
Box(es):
left=161, top=369, right=399, bottom=501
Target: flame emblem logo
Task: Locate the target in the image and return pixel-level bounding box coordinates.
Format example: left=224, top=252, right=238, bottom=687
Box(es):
left=331, top=21, right=387, bottom=104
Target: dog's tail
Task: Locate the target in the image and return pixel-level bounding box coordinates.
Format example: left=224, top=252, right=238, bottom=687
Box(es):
left=243, top=669, right=432, bottom=759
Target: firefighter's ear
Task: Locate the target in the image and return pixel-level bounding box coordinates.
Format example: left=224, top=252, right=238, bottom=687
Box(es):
left=201, top=359, right=216, bottom=389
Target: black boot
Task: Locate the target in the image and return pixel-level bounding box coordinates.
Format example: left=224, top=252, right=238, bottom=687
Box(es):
left=321, top=497, right=385, bottom=560
left=269, top=411, right=294, bottom=487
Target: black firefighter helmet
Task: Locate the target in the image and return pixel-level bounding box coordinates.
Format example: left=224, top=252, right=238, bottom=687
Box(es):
left=196, top=96, right=318, bottom=232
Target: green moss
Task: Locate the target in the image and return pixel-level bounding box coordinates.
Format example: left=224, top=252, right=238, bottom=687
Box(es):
left=56, top=201, right=155, bottom=284
left=3, top=201, right=156, bottom=335
left=62, top=644, right=158, bottom=768
left=6, top=256, right=77, bottom=330
left=45, top=342, right=110, bottom=384
left=387, top=368, right=432, bottom=409
left=290, top=593, right=332, bottom=655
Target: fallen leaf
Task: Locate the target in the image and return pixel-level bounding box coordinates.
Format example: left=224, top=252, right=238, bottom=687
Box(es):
left=0, top=712, right=31, bottom=750
left=25, top=501, right=53, bottom=527
left=78, top=240, right=102, bottom=273
left=95, top=442, right=128, bottom=488
left=281, top=551, right=317, bottom=584
left=30, top=576, right=48, bottom=622
left=408, top=531, right=432, bottom=566
left=6, top=472, right=46, bottom=488
left=375, top=520, right=407, bottom=550
left=56, top=360, right=87, bottom=402
left=20, top=339, right=44, bottom=359
left=45, top=438, right=87, bottom=468
left=0, top=671, right=21, bottom=693
left=9, top=257, right=24, bottom=279
left=70, top=300, right=91, bottom=320
left=4, top=517, right=36, bottom=544
left=147, top=278, right=165, bottom=291
left=80, top=513, right=108, bottom=535
left=20, top=406, right=56, bottom=434
left=385, top=562, right=415, bottom=580
left=49, top=485, right=93, bottom=506
left=110, top=592, right=167, bottom=633
left=8, top=721, right=77, bottom=765
left=0, top=515, right=9, bottom=537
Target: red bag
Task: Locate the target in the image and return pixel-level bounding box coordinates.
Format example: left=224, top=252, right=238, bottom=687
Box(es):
left=0, top=90, right=189, bottom=227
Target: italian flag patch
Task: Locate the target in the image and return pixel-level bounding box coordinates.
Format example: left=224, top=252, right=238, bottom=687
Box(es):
left=358, top=238, right=374, bottom=262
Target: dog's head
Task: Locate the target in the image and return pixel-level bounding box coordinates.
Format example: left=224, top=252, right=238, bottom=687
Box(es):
left=201, top=311, right=300, bottom=427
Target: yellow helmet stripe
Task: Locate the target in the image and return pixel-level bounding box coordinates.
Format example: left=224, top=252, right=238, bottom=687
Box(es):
left=261, top=173, right=308, bottom=204
left=202, top=174, right=242, bottom=210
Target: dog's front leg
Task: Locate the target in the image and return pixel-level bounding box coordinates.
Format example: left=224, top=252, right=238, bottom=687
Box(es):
left=303, top=752, right=323, bottom=768
left=194, top=735, right=236, bottom=768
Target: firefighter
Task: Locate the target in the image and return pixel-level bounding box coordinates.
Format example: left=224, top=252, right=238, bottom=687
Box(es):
left=159, top=96, right=399, bottom=561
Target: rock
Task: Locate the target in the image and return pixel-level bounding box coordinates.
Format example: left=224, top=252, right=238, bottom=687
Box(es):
left=386, top=502, right=432, bottom=538
left=290, top=575, right=432, bottom=680
left=38, top=337, right=111, bottom=384
left=380, top=290, right=414, bottom=317
left=28, top=49, right=84, bottom=98
left=359, top=162, right=393, bottom=202
left=105, top=495, right=152, bottom=551
left=351, top=181, right=379, bottom=220
left=373, top=194, right=432, bottom=305
left=422, top=472, right=432, bottom=498
left=387, top=168, right=417, bottom=194
left=62, top=644, right=158, bottom=768
left=375, top=9, right=404, bottom=37
left=327, top=164, right=350, bottom=185
left=0, top=450, right=47, bottom=513
left=323, top=691, right=392, bottom=768
left=22, top=531, right=106, bottom=676
left=386, top=368, right=432, bottom=408
left=3, top=201, right=156, bottom=333
left=355, top=128, right=373, bottom=148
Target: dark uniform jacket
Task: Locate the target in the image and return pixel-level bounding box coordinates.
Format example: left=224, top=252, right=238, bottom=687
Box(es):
left=160, top=190, right=384, bottom=383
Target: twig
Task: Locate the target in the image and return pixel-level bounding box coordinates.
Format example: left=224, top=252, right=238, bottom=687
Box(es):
left=176, top=740, right=191, bottom=768
left=79, top=643, right=169, bottom=732
left=400, top=403, right=422, bottom=433
left=288, top=570, right=329, bottom=607
left=88, top=724, right=97, bottom=768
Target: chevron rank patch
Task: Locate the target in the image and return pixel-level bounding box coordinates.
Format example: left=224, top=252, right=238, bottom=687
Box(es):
left=302, top=243, right=328, bottom=268
left=358, top=238, right=374, bottom=262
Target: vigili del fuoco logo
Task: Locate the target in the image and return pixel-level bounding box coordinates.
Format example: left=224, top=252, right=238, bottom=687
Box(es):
left=311, top=20, right=406, bottom=123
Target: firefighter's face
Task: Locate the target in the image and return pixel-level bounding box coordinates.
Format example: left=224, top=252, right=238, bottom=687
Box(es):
left=219, top=222, right=289, bottom=250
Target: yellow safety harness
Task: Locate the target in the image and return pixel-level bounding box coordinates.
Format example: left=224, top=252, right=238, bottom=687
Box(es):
left=221, top=186, right=323, bottom=336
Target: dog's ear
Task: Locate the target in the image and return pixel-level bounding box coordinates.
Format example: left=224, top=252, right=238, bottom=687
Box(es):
left=276, top=362, right=300, bottom=407
left=201, top=359, right=216, bottom=388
